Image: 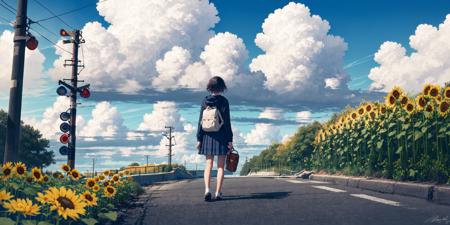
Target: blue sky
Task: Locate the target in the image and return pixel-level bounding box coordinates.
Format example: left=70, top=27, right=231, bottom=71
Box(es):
left=0, top=0, right=449, bottom=172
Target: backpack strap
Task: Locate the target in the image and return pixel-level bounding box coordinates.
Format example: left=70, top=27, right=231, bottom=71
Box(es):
left=217, top=108, right=224, bottom=127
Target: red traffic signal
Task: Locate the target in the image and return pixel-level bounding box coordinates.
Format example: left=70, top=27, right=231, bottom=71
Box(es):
left=60, top=29, right=69, bottom=36
left=26, top=35, right=38, bottom=50
left=60, top=133, right=70, bottom=144
left=80, top=88, right=90, bottom=98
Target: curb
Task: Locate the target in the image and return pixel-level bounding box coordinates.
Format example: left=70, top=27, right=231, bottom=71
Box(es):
left=309, top=174, right=449, bottom=205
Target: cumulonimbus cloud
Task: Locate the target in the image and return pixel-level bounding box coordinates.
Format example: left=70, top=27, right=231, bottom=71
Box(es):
left=368, top=14, right=450, bottom=93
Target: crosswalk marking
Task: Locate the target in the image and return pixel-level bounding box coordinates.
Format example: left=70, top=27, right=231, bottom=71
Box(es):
left=285, top=180, right=306, bottom=184
left=312, top=186, right=347, bottom=193
left=350, top=194, right=400, bottom=207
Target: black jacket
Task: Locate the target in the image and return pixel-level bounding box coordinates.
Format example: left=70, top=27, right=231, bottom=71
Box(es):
left=196, top=95, right=233, bottom=144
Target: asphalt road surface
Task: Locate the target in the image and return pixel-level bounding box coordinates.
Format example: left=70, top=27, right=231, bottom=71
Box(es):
left=136, top=177, right=450, bottom=225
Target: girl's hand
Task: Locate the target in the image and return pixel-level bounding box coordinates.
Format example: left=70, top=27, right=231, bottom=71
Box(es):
left=196, top=141, right=201, bottom=150
left=227, top=142, right=233, bottom=151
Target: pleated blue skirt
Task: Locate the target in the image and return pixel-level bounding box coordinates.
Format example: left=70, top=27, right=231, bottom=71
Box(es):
left=199, top=135, right=228, bottom=156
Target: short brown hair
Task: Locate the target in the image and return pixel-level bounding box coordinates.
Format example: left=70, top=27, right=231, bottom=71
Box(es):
left=206, top=76, right=227, bottom=93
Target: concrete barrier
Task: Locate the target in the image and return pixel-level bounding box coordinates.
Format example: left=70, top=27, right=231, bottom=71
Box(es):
left=131, top=168, right=193, bottom=186
left=347, top=177, right=363, bottom=188
left=358, top=179, right=395, bottom=194
left=433, top=186, right=450, bottom=205
left=393, top=182, right=433, bottom=200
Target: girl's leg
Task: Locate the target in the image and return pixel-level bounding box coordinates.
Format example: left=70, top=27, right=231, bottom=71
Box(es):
left=204, top=155, right=214, bottom=193
left=215, top=155, right=226, bottom=194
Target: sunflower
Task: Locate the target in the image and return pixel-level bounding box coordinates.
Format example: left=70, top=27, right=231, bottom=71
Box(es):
left=103, top=181, right=110, bottom=187
left=438, top=101, right=449, bottom=117
left=13, top=162, right=27, bottom=177
left=124, top=170, right=130, bottom=175
left=26, top=176, right=33, bottom=183
left=390, top=86, right=404, bottom=99
left=103, top=170, right=110, bottom=176
left=365, top=104, right=373, bottom=113
left=379, top=104, right=387, bottom=114
left=112, top=174, right=120, bottom=182
left=3, top=198, right=40, bottom=216
left=52, top=171, right=63, bottom=179
left=0, top=190, right=13, bottom=204
left=43, top=175, right=50, bottom=183
left=425, top=104, right=434, bottom=113
left=385, top=92, right=396, bottom=108
left=94, top=177, right=100, bottom=182
left=92, top=185, right=100, bottom=192
left=368, top=111, right=377, bottom=120
left=35, top=192, right=50, bottom=205
left=444, top=86, right=450, bottom=100
left=85, top=178, right=96, bottom=189
left=351, top=111, right=359, bottom=121
left=429, top=85, right=441, bottom=98
left=416, top=95, right=427, bottom=110
left=2, top=162, right=13, bottom=179
left=98, top=174, right=106, bottom=181
left=104, top=186, right=117, bottom=198
left=404, top=100, right=415, bottom=114
left=69, top=169, right=81, bottom=180
left=423, top=84, right=432, bottom=96
left=45, top=187, right=87, bottom=220
left=61, top=164, right=71, bottom=173
left=358, top=106, right=365, bottom=116
left=119, top=172, right=124, bottom=177
left=31, top=167, right=43, bottom=181
left=82, top=192, right=97, bottom=207
left=399, top=95, right=409, bottom=106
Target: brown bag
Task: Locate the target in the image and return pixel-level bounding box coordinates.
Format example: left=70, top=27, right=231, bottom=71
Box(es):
left=226, top=148, right=239, bottom=172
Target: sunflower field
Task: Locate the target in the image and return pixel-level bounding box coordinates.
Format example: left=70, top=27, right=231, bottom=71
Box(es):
left=313, top=84, right=450, bottom=183
left=0, top=162, right=142, bottom=225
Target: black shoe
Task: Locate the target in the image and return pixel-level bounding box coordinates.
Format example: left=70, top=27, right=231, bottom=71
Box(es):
left=204, top=192, right=212, bottom=202
left=214, top=193, right=223, bottom=201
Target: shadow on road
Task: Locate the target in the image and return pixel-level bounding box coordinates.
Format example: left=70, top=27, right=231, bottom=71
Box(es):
left=221, top=192, right=290, bottom=201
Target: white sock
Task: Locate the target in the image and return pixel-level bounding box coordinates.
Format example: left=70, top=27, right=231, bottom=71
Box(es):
left=205, top=187, right=210, bottom=194
left=215, top=192, right=221, bottom=197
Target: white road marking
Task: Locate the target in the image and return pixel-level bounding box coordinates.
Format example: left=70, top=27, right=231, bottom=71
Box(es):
left=284, top=179, right=329, bottom=184
left=312, top=186, right=347, bottom=193
left=350, top=194, right=401, bottom=207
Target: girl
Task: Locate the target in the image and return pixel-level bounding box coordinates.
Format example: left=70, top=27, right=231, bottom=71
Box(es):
left=196, top=76, right=233, bottom=202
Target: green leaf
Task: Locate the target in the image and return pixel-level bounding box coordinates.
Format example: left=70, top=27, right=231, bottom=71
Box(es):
left=99, top=211, right=118, bottom=222
left=23, top=187, right=36, bottom=195
left=388, top=131, right=396, bottom=137
left=10, top=183, right=20, bottom=190
left=396, top=146, right=403, bottom=154
left=82, top=218, right=99, bottom=225
left=388, top=123, right=397, bottom=129
left=414, top=131, right=423, bottom=141
left=438, top=127, right=446, bottom=133
left=414, top=121, right=422, bottom=128
left=377, top=140, right=384, bottom=149
left=421, top=126, right=428, bottom=133
left=0, top=217, right=15, bottom=225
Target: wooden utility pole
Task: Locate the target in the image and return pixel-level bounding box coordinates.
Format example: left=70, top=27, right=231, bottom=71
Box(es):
left=163, top=126, right=175, bottom=168
left=4, top=0, right=28, bottom=164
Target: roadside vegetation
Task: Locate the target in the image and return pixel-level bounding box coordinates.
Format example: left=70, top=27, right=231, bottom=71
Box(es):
left=0, top=162, right=142, bottom=225
left=241, top=84, right=450, bottom=184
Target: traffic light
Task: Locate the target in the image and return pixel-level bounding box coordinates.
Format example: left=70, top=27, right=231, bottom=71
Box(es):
left=56, top=86, right=68, bottom=96
left=60, top=111, right=70, bottom=121
left=80, top=87, right=90, bottom=98
left=59, top=146, right=69, bottom=155
left=60, top=133, right=70, bottom=144
left=26, top=34, right=38, bottom=50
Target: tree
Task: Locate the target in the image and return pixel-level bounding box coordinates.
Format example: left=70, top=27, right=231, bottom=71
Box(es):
left=0, top=110, right=54, bottom=168
left=128, top=162, right=140, bottom=166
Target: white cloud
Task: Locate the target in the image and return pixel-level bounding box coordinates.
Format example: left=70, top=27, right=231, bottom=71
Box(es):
left=296, top=111, right=312, bottom=123
left=49, top=0, right=219, bottom=93
left=368, top=14, right=450, bottom=93
left=250, top=2, right=349, bottom=97
left=80, top=101, right=128, bottom=141
left=243, top=123, right=281, bottom=145
left=0, top=30, right=47, bottom=96
left=258, top=107, right=284, bottom=120
left=138, top=101, right=184, bottom=132
left=25, top=97, right=86, bottom=141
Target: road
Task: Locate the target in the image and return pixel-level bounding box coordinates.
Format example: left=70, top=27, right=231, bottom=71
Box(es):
left=130, top=177, right=450, bottom=225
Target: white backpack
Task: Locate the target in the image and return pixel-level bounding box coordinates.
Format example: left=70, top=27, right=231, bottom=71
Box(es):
left=201, top=106, right=224, bottom=132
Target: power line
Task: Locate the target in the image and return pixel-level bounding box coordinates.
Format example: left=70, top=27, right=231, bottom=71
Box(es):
left=29, top=27, right=72, bottom=55
left=0, top=14, right=13, bottom=26
left=0, top=2, right=15, bottom=15
left=32, top=0, right=74, bottom=29
left=34, top=0, right=110, bottom=23
left=1, top=0, right=15, bottom=12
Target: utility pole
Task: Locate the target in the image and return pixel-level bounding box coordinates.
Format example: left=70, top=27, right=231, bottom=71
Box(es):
left=58, top=29, right=88, bottom=169
left=145, top=155, right=149, bottom=174
left=92, top=158, right=95, bottom=177
left=163, top=126, right=175, bottom=168
left=4, top=0, right=28, bottom=164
